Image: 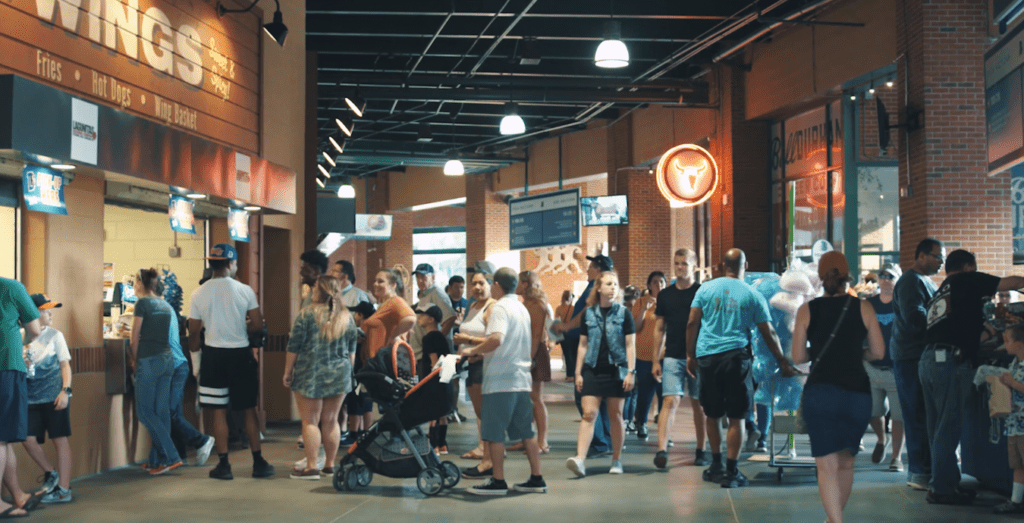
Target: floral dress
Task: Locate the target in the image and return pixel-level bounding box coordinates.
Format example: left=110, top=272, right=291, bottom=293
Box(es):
left=287, top=307, right=357, bottom=398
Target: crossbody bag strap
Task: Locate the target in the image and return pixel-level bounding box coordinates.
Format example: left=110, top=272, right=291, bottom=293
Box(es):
left=810, top=295, right=854, bottom=369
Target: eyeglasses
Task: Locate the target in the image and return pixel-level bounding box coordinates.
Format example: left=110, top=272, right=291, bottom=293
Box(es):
left=926, top=252, right=944, bottom=263
left=878, top=274, right=896, bottom=280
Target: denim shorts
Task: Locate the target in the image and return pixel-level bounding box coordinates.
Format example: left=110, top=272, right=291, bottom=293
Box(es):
left=662, top=357, right=698, bottom=399
left=480, top=391, right=535, bottom=443
left=802, top=383, right=872, bottom=458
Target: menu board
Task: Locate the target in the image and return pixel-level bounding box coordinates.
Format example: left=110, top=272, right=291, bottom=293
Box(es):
left=986, top=21, right=1024, bottom=172
left=509, top=188, right=581, bottom=250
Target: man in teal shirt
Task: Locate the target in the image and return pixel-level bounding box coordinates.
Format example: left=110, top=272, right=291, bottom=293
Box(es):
left=0, top=277, right=42, bottom=517
left=686, top=249, right=798, bottom=489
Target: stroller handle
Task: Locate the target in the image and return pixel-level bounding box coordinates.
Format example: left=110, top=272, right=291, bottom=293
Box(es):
left=355, top=370, right=408, bottom=401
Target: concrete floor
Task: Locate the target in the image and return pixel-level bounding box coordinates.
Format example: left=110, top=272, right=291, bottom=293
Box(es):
left=16, top=376, right=1014, bottom=522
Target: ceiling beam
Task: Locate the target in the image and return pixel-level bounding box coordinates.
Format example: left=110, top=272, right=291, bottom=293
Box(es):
left=320, top=87, right=709, bottom=105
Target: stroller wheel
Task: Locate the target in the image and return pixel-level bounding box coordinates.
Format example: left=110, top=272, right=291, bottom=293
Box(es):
left=416, top=468, right=444, bottom=496
left=355, top=465, right=373, bottom=487
left=344, top=467, right=361, bottom=491
left=439, top=461, right=460, bottom=489
left=333, top=466, right=348, bottom=491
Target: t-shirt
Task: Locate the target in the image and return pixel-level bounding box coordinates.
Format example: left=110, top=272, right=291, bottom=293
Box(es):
left=1005, top=358, right=1024, bottom=437
left=632, top=297, right=659, bottom=362
left=691, top=277, right=771, bottom=358
left=341, top=283, right=371, bottom=308
left=655, top=283, right=701, bottom=360
left=409, top=285, right=456, bottom=360
left=0, top=278, right=38, bottom=372
left=482, top=294, right=533, bottom=394
left=168, top=312, right=187, bottom=368
left=583, top=305, right=635, bottom=368
left=867, top=295, right=895, bottom=367
left=134, top=296, right=174, bottom=359
left=189, top=277, right=259, bottom=349
left=420, top=330, right=451, bottom=372
left=892, top=269, right=939, bottom=361
left=25, top=327, right=70, bottom=404
left=924, top=270, right=1001, bottom=364
left=362, top=296, right=415, bottom=361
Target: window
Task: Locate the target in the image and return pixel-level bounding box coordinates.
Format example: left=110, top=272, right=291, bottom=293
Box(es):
left=857, top=165, right=900, bottom=273
left=412, top=227, right=466, bottom=290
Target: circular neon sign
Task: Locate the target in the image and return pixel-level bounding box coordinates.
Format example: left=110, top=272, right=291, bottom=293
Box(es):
left=655, top=144, right=719, bottom=207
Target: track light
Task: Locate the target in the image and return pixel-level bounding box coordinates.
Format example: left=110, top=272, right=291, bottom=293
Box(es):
left=317, top=163, right=331, bottom=178
left=329, top=136, right=345, bottom=154
left=217, top=0, right=287, bottom=47
left=322, top=151, right=336, bottom=167
left=316, top=176, right=325, bottom=188
left=595, top=21, right=629, bottom=68
left=336, top=116, right=354, bottom=137
left=444, top=158, right=465, bottom=176
left=345, top=93, right=366, bottom=118
left=500, top=102, right=525, bottom=135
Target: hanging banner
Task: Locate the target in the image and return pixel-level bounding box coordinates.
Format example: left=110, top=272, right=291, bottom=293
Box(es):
left=70, top=98, right=98, bottom=165
left=235, top=153, right=251, bottom=201
left=228, top=208, right=250, bottom=243
left=22, top=165, right=67, bottom=215
left=168, top=195, right=196, bottom=234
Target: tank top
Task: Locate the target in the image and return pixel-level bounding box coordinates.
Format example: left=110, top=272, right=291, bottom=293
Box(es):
left=459, top=300, right=492, bottom=352
left=805, top=295, right=870, bottom=394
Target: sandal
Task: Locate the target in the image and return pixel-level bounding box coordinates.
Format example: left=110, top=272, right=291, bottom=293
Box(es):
left=19, top=493, right=43, bottom=512
left=507, top=442, right=525, bottom=452
left=0, top=506, right=27, bottom=519
left=461, top=448, right=484, bottom=460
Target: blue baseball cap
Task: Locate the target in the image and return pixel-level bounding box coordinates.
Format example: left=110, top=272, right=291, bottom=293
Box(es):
left=206, top=243, right=238, bottom=261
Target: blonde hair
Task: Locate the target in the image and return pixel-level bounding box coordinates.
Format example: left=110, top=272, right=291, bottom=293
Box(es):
left=518, top=270, right=548, bottom=304
left=310, top=276, right=351, bottom=341
left=586, top=271, right=620, bottom=308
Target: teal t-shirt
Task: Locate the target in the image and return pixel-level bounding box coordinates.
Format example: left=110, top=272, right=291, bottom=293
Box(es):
left=691, top=277, right=771, bottom=357
left=0, top=278, right=40, bottom=372
left=134, top=296, right=173, bottom=359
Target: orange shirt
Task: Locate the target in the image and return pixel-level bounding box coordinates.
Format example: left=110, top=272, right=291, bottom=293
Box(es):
left=632, top=296, right=660, bottom=362
left=362, top=296, right=415, bottom=360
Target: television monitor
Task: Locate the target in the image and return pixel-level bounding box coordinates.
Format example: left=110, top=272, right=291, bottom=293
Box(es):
left=316, top=196, right=356, bottom=235
left=580, top=195, right=628, bottom=226
left=352, top=214, right=393, bottom=240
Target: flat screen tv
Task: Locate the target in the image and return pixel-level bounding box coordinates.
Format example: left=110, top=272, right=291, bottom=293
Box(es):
left=580, top=195, right=628, bottom=226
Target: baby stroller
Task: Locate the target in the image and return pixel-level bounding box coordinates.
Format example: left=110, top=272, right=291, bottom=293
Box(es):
left=334, top=340, right=461, bottom=496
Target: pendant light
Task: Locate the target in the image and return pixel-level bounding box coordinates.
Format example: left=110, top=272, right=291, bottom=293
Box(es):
left=337, top=178, right=356, bottom=198
left=444, top=158, right=465, bottom=176
left=500, top=102, right=525, bottom=135
left=595, top=20, right=628, bottom=68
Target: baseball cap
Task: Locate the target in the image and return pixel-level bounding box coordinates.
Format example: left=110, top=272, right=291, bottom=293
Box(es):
left=206, top=243, right=238, bottom=261
left=817, top=251, right=849, bottom=280
left=350, top=301, right=376, bottom=318
left=31, top=294, right=61, bottom=310
left=586, top=254, right=614, bottom=272
left=880, top=262, right=903, bottom=279
left=473, top=260, right=497, bottom=275
left=415, top=305, right=443, bottom=323
left=413, top=263, right=434, bottom=275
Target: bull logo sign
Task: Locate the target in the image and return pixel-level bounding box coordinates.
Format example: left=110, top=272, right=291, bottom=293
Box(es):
left=655, top=144, right=719, bottom=207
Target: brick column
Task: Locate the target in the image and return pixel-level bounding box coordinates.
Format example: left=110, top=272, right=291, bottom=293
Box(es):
left=898, top=0, right=1012, bottom=274
left=465, top=173, right=509, bottom=265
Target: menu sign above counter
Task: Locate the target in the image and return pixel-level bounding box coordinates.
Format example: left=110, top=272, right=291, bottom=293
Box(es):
left=0, top=0, right=262, bottom=153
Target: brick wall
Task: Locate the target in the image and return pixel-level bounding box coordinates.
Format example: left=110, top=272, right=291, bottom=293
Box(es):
left=898, top=0, right=1013, bottom=276
left=859, top=86, right=901, bottom=162
left=465, top=173, right=510, bottom=265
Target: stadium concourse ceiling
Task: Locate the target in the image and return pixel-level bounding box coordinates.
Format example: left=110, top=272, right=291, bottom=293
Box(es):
left=307, top=0, right=852, bottom=179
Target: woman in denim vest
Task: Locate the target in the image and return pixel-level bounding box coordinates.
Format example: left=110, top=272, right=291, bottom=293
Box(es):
left=566, top=271, right=636, bottom=477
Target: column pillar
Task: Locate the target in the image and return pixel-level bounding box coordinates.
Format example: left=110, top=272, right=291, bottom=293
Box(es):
left=465, top=173, right=509, bottom=265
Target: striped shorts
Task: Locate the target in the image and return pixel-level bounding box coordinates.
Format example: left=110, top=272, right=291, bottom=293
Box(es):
left=199, top=346, right=259, bottom=410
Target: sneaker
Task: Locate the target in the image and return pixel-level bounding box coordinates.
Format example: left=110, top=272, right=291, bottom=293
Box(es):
left=907, top=480, right=930, bottom=491
left=513, top=477, right=547, bottom=493
left=294, top=448, right=327, bottom=472
left=744, top=430, right=762, bottom=452
left=667, top=439, right=674, bottom=448
left=702, top=462, right=726, bottom=483
left=149, top=461, right=183, bottom=476
left=637, top=425, right=649, bottom=440
left=654, top=450, right=669, bottom=469
left=196, top=436, right=216, bottom=467
left=296, top=435, right=304, bottom=449
left=252, top=459, right=275, bottom=478
left=289, top=468, right=320, bottom=480
left=39, top=470, right=59, bottom=494
left=755, top=442, right=767, bottom=453
left=321, top=467, right=334, bottom=476
left=40, top=487, right=72, bottom=504
left=994, top=501, right=1024, bottom=514
left=209, top=461, right=233, bottom=480
left=926, top=490, right=973, bottom=505
left=462, top=466, right=493, bottom=479
left=340, top=433, right=356, bottom=446
left=467, top=477, right=508, bottom=496
left=566, top=456, right=586, bottom=478
left=625, top=421, right=637, bottom=434
left=889, top=460, right=904, bottom=472
left=609, top=460, right=624, bottom=474
left=721, top=469, right=750, bottom=488
left=694, top=449, right=710, bottom=466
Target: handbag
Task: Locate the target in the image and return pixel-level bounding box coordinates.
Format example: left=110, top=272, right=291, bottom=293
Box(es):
left=794, top=295, right=854, bottom=433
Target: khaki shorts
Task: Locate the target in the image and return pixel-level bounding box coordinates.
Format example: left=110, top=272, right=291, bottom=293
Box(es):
left=1010, top=435, right=1024, bottom=470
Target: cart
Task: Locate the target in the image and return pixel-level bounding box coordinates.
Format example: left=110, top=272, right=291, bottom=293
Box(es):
left=767, top=374, right=816, bottom=482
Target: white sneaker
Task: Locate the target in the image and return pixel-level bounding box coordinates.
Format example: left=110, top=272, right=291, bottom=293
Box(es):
left=566, top=456, right=586, bottom=478
left=609, top=460, right=624, bottom=474
left=196, top=436, right=216, bottom=466
left=294, top=447, right=327, bottom=471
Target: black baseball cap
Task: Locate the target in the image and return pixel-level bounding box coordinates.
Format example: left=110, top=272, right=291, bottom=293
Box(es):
left=31, top=294, right=62, bottom=310
left=586, top=255, right=614, bottom=272
left=415, top=305, right=443, bottom=323
left=350, top=301, right=375, bottom=318
left=413, top=263, right=435, bottom=275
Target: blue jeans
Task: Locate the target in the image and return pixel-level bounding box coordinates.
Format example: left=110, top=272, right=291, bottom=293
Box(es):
left=893, top=358, right=931, bottom=481
left=633, top=359, right=662, bottom=427
left=136, top=353, right=181, bottom=466
left=574, top=387, right=610, bottom=453
left=149, top=362, right=207, bottom=466
left=919, top=347, right=974, bottom=494
left=622, top=387, right=637, bottom=424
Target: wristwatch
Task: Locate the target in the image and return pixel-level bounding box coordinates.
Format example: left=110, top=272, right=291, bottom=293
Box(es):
left=63, top=387, right=72, bottom=399
left=628, top=368, right=636, bottom=374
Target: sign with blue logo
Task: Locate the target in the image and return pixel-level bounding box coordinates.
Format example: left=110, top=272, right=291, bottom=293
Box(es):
left=22, top=165, right=67, bottom=215
left=168, top=195, right=196, bottom=234
left=509, top=188, right=581, bottom=250
left=228, top=208, right=250, bottom=242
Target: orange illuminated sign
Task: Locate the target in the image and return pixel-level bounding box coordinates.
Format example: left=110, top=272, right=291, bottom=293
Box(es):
left=655, top=144, right=719, bottom=207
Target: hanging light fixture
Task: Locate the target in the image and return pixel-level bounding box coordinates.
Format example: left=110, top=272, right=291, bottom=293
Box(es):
left=336, top=116, right=354, bottom=137
left=328, top=135, right=345, bottom=154
left=217, top=0, right=287, bottom=47
left=322, top=151, right=336, bottom=167
left=317, top=163, right=331, bottom=189
left=595, top=20, right=629, bottom=68
left=500, top=102, right=525, bottom=135
left=316, top=175, right=326, bottom=188
left=337, top=177, right=356, bottom=199
left=345, top=92, right=366, bottom=118
left=444, top=158, right=465, bottom=176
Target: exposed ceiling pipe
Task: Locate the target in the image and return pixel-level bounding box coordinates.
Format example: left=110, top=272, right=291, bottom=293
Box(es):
left=446, top=0, right=513, bottom=77
left=712, top=0, right=842, bottom=64
left=466, top=0, right=539, bottom=78
left=405, top=11, right=454, bottom=81
left=307, top=10, right=732, bottom=21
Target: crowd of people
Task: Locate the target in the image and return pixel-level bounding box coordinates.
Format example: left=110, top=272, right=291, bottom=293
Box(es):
left=4, top=238, right=1024, bottom=520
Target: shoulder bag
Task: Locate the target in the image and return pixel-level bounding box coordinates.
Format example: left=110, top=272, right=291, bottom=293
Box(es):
left=795, top=295, right=854, bottom=432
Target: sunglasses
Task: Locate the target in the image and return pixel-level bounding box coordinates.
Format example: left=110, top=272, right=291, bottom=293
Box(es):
left=878, top=274, right=896, bottom=280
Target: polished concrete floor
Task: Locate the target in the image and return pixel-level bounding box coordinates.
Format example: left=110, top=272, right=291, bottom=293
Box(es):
left=17, top=374, right=1014, bottom=522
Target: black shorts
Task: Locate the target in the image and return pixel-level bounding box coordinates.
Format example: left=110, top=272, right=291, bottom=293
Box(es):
left=27, top=402, right=71, bottom=444
left=466, top=360, right=484, bottom=386
left=0, top=370, right=27, bottom=443
left=199, top=346, right=259, bottom=410
left=697, top=347, right=753, bottom=420
left=346, top=392, right=373, bottom=416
